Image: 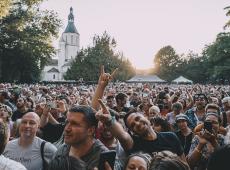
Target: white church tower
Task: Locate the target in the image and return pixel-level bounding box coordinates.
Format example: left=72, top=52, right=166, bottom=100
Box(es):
left=42, top=7, right=80, bottom=81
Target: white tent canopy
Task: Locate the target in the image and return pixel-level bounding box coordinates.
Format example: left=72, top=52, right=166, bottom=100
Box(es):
left=127, top=75, right=167, bottom=83
left=172, top=76, right=193, bottom=84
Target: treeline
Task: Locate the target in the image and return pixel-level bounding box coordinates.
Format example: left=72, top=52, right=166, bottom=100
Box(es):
left=0, top=1, right=230, bottom=83
left=152, top=32, right=230, bottom=84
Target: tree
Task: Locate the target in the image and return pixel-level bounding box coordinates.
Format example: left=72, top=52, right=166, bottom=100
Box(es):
left=202, top=32, right=230, bottom=83
left=153, top=45, right=182, bottom=81
left=224, top=6, right=230, bottom=29
left=65, top=32, right=135, bottom=82
left=0, top=0, right=61, bottom=82
left=179, top=52, right=208, bottom=83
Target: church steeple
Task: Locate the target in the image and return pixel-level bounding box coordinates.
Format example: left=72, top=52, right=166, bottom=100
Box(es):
left=64, top=7, right=79, bottom=34
left=68, top=7, right=74, bottom=22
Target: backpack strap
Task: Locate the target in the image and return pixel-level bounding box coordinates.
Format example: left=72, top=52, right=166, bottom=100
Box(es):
left=222, top=111, right=227, bottom=128
left=41, top=141, right=46, bottom=169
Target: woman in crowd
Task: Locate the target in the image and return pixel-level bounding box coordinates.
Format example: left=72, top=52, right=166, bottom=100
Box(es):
left=124, top=152, right=152, bottom=170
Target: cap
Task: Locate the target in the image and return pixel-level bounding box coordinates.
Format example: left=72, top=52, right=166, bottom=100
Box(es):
left=222, top=97, right=230, bottom=104
left=175, top=114, right=189, bottom=122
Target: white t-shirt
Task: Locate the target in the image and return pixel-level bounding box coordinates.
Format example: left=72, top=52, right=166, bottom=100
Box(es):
left=0, top=155, right=26, bottom=170
left=3, top=137, right=57, bottom=170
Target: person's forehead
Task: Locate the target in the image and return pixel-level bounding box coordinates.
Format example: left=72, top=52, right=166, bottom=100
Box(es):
left=176, top=119, right=187, bottom=123
left=206, top=108, right=218, bottom=113
left=206, top=115, right=218, bottom=121
left=127, top=113, right=141, bottom=123
left=22, top=113, right=39, bottom=122
left=129, top=156, right=147, bottom=165
left=67, top=112, right=85, bottom=121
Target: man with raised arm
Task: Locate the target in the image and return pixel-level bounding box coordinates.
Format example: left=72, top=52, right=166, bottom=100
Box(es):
left=92, top=67, right=185, bottom=161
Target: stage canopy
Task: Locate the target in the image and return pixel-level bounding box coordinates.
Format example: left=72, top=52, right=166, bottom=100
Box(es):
left=127, top=75, right=167, bottom=83
left=172, top=76, right=193, bottom=84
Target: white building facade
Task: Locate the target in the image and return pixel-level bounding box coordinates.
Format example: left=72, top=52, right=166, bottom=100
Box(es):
left=42, top=7, right=80, bottom=81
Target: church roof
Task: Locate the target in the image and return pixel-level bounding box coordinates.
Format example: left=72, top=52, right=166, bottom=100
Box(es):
left=47, top=67, right=60, bottom=73
left=62, top=62, right=71, bottom=67
left=47, top=59, right=58, bottom=66
left=64, top=7, right=79, bottom=34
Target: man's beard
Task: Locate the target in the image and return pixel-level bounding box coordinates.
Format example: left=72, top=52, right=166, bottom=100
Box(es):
left=197, top=104, right=205, bottom=110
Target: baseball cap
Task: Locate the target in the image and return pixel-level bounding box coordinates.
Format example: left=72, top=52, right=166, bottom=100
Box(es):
left=175, top=114, right=189, bottom=122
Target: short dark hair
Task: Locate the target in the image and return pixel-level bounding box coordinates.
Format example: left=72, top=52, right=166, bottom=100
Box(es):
left=150, top=117, right=171, bottom=132
left=106, top=95, right=114, bottom=100
left=0, top=121, right=8, bottom=154
left=0, top=91, right=9, bottom=99
left=115, top=93, right=127, bottom=102
left=205, top=103, right=220, bottom=115
left=69, top=105, right=98, bottom=127
left=124, top=112, right=135, bottom=128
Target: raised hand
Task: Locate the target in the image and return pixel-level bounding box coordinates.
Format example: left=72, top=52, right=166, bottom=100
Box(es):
left=95, top=99, right=113, bottom=125
left=98, top=65, right=118, bottom=87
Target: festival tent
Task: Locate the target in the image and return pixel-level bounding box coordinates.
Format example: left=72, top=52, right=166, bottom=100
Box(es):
left=126, top=75, right=167, bottom=83
left=172, top=76, right=193, bottom=84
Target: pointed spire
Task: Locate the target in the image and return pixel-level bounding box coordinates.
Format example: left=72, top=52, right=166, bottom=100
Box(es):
left=68, top=7, right=74, bottom=22
left=64, top=7, right=79, bottom=34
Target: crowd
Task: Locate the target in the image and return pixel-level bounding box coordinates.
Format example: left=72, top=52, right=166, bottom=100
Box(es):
left=0, top=67, right=230, bottom=170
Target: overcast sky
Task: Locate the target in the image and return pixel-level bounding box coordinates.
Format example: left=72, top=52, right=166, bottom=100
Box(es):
left=41, top=0, right=229, bottom=69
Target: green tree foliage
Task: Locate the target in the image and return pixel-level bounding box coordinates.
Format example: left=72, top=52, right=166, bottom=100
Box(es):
left=202, top=32, right=230, bottom=83
left=153, top=45, right=182, bottom=81
left=65, top=32, right=135, bottom=82
left=0, top=0, right=61, bottom=82
left=224, top=6, right=230, bottom=29
left=179, top=52, right=208, bottom=83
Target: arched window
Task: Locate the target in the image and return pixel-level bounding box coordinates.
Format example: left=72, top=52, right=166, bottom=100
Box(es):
left=71, top=35, right=73, bottom=44
left=53, top=74, right=55, bottom=79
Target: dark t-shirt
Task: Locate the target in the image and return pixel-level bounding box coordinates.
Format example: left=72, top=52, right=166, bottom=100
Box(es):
left=175, top=131, right=193, bottom=156
left=12, top=108, right=34, bottom=121
left=41, top=123, right=65, bottom=143
left=129, top=132, right=184, bottom=156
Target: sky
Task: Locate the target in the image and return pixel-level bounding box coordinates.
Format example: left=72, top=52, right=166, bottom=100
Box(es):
left=40, top=0, right=229, bottom=69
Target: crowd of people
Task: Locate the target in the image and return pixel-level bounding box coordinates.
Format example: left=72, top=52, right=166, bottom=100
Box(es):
left=0, top=67, right=230, bottom=170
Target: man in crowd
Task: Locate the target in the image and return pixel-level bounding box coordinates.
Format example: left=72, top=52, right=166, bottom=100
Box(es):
left=221, top=97, right=230, bottom=127
left=96, top=100, right=185, bottom=161
left=187, top=112, right=225, bottom=170
left=0, top=91, right=16, bottom=112
left=175, top=114, right=193, bottom=156
left=92, top=67, right=185, bottom=161
left=48, top=105, right=108, bottom=170
left=113, top=92, right=130, bottom=113
left=3, top=112, right=57, bottom=170
left=11, top=97, right=33, bottom=121
left=185, top=93, right=208, bottom=129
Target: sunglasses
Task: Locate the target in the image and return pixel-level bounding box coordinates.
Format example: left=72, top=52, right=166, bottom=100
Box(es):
left=195, top=97, right=205, bottom=101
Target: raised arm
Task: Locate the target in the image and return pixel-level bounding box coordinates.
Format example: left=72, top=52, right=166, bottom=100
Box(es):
left=96, top=99, right=134, bottom=151
left=91, top=66, right=118, bottom=111
left=40, top=105, right=59, bottom=128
